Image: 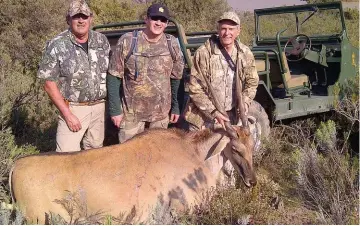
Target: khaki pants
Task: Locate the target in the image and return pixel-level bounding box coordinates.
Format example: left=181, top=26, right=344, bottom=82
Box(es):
left=56, top=102, right=105, bottom=152
left=119, top=117, right=169, bottom=143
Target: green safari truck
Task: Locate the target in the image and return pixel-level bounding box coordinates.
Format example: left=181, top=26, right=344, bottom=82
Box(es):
left=249, top=1, right=358, bottom=136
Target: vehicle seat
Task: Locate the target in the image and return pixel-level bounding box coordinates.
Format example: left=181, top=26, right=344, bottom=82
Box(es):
left=283, top=52, right=308, bottom=88
left=255, top=60, right=266, bottom=72
left=270, top=52, right=308, bottom=90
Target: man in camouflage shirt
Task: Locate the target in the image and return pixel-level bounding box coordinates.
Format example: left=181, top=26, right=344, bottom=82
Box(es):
left=37, top=0, right=110, bottom=152
left=107, top=3, right=184, bottom=143
left=184, top=11, right=259, bottom=130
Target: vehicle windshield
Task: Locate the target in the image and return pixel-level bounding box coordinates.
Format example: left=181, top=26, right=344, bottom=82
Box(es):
left=258, top=8, right=343, bottom=39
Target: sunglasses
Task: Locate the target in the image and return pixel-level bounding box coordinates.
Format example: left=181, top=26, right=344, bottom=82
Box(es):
left=72, top=13, right=90, bottom=20
left=150, top=16, right=168, bottom=23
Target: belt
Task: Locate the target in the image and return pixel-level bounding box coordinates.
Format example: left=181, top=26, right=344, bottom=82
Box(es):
left=64, top=99, right=105, bottom=106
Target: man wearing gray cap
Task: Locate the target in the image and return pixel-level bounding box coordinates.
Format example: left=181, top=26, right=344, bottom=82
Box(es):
left=184, top=11, right=259, bottom=131
left=37, top=0, right=110, bottom=152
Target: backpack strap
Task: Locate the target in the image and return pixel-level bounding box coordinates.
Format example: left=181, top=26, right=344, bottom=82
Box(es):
left=124, top=30, right=138, bottom=64
left=123, top=30, right=139, bottom=79
left=125, top=31, right=176, bottom=62
left=124, top=31, right=175, bottom=80
left=165, top=33, right=176, bottom=61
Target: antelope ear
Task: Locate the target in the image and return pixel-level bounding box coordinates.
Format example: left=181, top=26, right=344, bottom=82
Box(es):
left=212, top=136, right=230, bottom=156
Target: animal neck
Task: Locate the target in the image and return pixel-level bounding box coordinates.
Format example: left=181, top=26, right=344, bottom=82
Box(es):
left=197, top=131, right=226, bottom=160
left=188, top=129, right=230, bottom=175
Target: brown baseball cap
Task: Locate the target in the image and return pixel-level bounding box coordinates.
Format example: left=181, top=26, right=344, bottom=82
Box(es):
left=218, top=11, right=240, bottom=25
left=67, top=0, right=92, bottom=17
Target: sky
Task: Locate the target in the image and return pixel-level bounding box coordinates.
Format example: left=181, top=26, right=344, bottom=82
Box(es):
left=227, top=0, right=305, bottom=11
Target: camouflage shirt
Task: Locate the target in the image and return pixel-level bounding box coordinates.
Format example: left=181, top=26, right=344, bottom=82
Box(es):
left=108, top=31, right=184, bottom=122
left=37, top=29, right=110, bottom=102
left=184, top=38, right=259, bottom=127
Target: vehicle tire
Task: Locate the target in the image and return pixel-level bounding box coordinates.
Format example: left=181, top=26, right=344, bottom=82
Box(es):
left=247, top=100, right=270, bottom=164
left=248, top=100, right=270, bottom=139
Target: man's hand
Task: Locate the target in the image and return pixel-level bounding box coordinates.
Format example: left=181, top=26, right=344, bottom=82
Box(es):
left=111, top=114, right=124, bottom=128
left=169, top=114, right=180, bottom=124
left=63, top=112, right=82, bottom=132
left=44, top=80, right=83, bottom=132
left=213, top=111, right=230, bottom=130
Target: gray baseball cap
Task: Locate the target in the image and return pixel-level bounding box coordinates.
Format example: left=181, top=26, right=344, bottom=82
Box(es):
left=218, top=11, right=240, bottom=25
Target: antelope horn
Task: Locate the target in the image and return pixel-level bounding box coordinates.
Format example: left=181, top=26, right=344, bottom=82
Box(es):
left=195, top=58, right=238, bottom=139
left=235, top=42, right=250, bottom=135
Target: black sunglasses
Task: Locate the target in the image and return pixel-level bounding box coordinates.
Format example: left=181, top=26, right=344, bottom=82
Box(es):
left=72, top=13, right=89, bottom=20
left=150, top=16, right=168, bottom=23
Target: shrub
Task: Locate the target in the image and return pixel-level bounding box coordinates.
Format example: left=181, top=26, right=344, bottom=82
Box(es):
left=315, top=120, right=337, bottom=152
left=295, top=120, right=359, bottom=224
left=333, top=75, right=359, bottom=127
left=0, top=207, right=24, bottom=225
left=0, top=128, right=39, bottom=206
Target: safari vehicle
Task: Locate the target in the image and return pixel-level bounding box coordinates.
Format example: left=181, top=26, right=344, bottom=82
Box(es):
left=249, top=1, right=358, bottom=135
left=94, top=1, right=358, bottom=138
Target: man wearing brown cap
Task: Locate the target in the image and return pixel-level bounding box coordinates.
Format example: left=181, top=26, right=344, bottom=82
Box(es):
left=107, top=3, right=184, bottom=143
left=37, top=0, right=110, bottom=152
left=184, top=11, right=259, bottom=131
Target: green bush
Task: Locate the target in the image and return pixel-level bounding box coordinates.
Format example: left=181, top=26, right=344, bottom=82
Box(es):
left=315, top=120, right=337, bottom=152
left=295, top=120, right=359, bottom=224
left=0, top=128, right=39, bottom=203
left=0, top=207, right=24, bottom=225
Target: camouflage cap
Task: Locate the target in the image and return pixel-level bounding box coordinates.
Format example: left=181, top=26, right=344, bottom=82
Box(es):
left=217, top=11, right=240, bottom=25
left=67, top=0, right=92, bottom=17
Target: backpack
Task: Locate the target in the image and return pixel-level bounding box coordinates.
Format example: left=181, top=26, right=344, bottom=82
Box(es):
left=124, top=30, right=176, bottom=64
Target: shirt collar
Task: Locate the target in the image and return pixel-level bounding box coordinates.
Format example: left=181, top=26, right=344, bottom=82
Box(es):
left=68, top=29, right=94, bottom=47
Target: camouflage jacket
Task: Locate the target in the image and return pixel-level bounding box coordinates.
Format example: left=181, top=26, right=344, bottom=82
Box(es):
left=184, top=38, right=259, bottom=128
left=108, top=31, right=184, bottom=122
left=37, top=29, right=110, bottom=102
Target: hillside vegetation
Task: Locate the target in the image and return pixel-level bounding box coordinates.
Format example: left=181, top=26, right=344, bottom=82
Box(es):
left=0, top=0, right=358, bottom=224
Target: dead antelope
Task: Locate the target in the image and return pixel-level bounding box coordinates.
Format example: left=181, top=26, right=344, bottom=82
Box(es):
left=10, top=124, right=256, bottom=224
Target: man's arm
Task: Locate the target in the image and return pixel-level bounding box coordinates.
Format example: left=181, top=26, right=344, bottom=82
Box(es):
left=107, top=35, right=128, bottom=127
left=169, top=37, right=185, bottom=123
left=188, top=47, right=217, bottom=120
left=170, top=78, right=180, bottom=123
left=242, top=50, right=259, bottom=108
left=44, top=81, right=82, bottom=132
left=106, top=73, right=123, bottom=128
left=38, top=40, right=81, bottom=132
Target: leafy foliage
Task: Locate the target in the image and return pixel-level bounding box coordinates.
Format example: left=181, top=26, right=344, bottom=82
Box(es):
left=153, top=0, right=231, bottom=31
left=315, top=120, right=337, bottom=151
left=0, top=207, right=24, bottom=225
left=90, top=0, right=144, bottom=25
left=0, top=128, right=39, bottom=203
left=295, top=120, right=359, bottom=224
